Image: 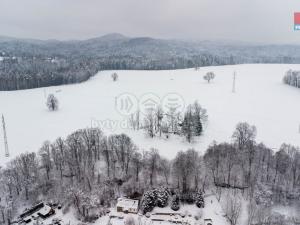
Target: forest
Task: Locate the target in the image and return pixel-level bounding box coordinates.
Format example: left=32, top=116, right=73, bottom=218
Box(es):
left=0, top=122, right=299, bottom=225
left=1, top=34, right=300, bottom=90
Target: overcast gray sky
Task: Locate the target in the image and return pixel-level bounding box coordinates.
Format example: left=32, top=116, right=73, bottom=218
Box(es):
left=0, top=0, right=300, bottom=44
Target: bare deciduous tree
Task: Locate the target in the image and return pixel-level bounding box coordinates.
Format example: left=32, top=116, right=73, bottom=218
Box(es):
left=203, top=72, right=215, bottom=83
left=111, top=72, right=118, bottom=82
left=46, top=94, right=59, bottom=111
left=232, top=122, right=256, bottom=150
left=224, top=194, right=242, bottom=225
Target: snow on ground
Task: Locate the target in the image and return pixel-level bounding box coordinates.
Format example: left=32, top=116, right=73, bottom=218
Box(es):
left=272, top=203, right=300, bottom=218
left=23, top=207, right=80, bottom=225
left=95, top=195, right=229, bottom=225
left=1, top=64, right=300, bottom=166
left=202, top=195, right=229, bottom=225
left=19, top=195, right=228, bottom=225
left=155, top=195, right=230, bottom=225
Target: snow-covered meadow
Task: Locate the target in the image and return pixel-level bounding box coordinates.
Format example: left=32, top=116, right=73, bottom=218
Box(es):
left=1, top=64, right=300, bottom=166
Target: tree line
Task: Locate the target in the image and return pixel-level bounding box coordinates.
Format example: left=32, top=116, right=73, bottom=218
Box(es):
left=0, top=123, right=299, bottom=224
left=1, top=42, right=300, bottom=91
left=0, top=57, right=97, bottom=91
left=0, top=53, right=233, bottom=91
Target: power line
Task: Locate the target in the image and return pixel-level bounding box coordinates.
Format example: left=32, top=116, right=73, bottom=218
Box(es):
left=2, top=114, right=9, bottom=157
left=232, top=71, right=236, bottom=93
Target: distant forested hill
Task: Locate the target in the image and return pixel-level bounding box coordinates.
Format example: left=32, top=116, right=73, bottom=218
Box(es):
left=0, top=33, right=300, bottom=90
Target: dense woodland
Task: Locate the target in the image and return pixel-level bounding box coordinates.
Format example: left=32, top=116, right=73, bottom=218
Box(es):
left=1, top=34, right=300, bottom=90
left=0, top=122, right=299, bottom=225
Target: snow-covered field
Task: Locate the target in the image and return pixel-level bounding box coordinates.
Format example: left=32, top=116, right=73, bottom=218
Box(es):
left=1, top=64, right=300, bottom=166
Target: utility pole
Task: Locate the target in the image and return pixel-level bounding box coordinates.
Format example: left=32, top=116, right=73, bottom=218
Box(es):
left=2, top=114, right=9, bottom=157
left=232, top=71, right=236, bottom=93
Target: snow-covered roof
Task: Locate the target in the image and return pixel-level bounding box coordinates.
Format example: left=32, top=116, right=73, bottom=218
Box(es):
left=23, top=216, right=32, bottom=222
left=116, top=198, right=138, bottom=210
left=38, top=205, right=52, bottom=216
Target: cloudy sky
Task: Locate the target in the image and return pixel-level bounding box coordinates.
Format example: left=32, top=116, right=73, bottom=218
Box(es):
left=0, top=0, right=299, bottom=44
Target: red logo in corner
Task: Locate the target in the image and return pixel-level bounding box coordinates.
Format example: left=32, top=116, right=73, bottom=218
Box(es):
left=295, top=12, right=300, bottom=30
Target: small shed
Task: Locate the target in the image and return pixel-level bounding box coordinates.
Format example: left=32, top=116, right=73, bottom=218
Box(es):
left=116, top=198, right=139, bottom=214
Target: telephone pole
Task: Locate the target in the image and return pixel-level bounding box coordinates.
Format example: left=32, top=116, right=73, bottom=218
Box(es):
left=2, top=114, right=9, bottom=157
left=232, top=71, right=236, bottom=93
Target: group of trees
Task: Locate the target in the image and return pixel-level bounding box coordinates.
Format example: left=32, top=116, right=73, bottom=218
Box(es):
left=0, top=57, right=97, bottom=91
left=0, top=123, right=299, bottom=224
left=204, top=122, right=300, bottom=225
left=204, top=122, right=300, bottom=198
left=181, top=103, right=207, bottom=142
left=140, top=187, right=204, bottom=214
left=283, top=69, right=300, bottom=88
left=0, top=128, right=207, bottom=223
left=130, top=101, right=207, bottom=142
left=141, top=187, right=169, bottom=213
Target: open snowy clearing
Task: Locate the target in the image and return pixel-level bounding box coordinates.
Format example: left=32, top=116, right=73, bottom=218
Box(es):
left=1, top=64, right=300, bottom=166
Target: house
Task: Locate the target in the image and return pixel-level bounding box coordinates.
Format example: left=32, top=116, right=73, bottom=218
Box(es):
left=20, top=202, right=45, bottom=219
left=116, top=198, right=139, bottom=214
left=19, top=202, right=55, bottom=223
